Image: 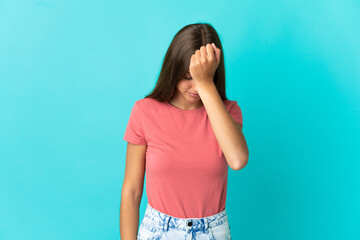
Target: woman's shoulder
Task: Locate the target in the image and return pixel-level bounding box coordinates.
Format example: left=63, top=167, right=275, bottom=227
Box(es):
left=223, top=99, right=236, bottom=103
left=135, top=97, right=160, bottom=105
left=223, top=99, right=239, bottom=108
left=134, top=97, right=165, bottom=111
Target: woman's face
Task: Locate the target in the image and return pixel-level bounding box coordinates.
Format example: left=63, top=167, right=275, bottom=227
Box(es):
left=170, top=70, right=203, bottom=109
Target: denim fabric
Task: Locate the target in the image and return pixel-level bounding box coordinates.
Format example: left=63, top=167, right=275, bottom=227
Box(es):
left=137, top=203, right=232, bottom=240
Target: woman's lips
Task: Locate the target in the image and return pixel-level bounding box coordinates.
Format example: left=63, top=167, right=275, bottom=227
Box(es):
left=189, top=92, right=199, bottom=98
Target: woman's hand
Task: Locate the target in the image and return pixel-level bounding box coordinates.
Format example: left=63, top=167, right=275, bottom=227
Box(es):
left=189, top=43, right=221, bottom=87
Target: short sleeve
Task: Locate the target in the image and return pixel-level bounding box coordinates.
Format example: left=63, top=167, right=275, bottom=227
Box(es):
left=123, top=101, right=147, bottom=145
left=229, top=101, right=243, bottom=128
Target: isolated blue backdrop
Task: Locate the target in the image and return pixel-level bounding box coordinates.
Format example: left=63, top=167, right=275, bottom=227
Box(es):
left=0, top=0, right=359, bottom=239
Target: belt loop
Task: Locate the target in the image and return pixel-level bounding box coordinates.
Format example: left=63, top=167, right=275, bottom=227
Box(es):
left=163, top=216, right=170, bottom=231
left=204, top=218, right=208, bottom=233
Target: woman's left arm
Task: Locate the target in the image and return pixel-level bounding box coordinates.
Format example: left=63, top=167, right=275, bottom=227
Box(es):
left=190, top=43, right=249, bottom=170
left=197, top=82, right=249, bottom=170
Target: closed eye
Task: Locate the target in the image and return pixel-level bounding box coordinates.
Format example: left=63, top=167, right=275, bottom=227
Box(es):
left=185, top=72, right=192, bottom=80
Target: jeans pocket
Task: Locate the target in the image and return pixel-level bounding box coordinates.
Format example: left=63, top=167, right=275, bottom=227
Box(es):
left=137, top=217, right=162, bottom=240
left=208, top=219, right=231, bottom=240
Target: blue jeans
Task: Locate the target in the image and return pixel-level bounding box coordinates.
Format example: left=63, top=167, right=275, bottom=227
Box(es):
left=137, top=203, right=232, bottom=240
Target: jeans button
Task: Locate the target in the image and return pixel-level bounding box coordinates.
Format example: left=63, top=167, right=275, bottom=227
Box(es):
left=188, top=221, right=193, bottom=226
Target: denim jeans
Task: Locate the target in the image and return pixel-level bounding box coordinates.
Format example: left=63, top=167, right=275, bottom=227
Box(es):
left=137, top=203, right=232, bottom=240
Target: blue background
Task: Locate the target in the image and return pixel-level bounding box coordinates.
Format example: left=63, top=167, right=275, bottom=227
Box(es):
left=1, top=0, right=359, bottom=239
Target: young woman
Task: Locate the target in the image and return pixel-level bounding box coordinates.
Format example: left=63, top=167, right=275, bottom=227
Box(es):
left=120, top=23, right=249, bottom=240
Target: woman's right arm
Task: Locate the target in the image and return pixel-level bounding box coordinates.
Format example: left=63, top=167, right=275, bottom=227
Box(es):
left=120, top=142, right=147, bottom=240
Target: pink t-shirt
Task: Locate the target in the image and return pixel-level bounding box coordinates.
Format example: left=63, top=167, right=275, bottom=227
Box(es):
left=123, top=97, right=243, bottom=218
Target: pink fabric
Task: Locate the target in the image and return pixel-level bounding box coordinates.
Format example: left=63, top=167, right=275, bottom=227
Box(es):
left=123, top=97, right=243, bottom=218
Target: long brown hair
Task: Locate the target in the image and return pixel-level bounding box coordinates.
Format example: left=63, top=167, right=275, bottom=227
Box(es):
left=144, top=23, right=228, bottom=102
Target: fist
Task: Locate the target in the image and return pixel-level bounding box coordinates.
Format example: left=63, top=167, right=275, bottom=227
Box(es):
left=189, top=43, right=221, bottom=85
